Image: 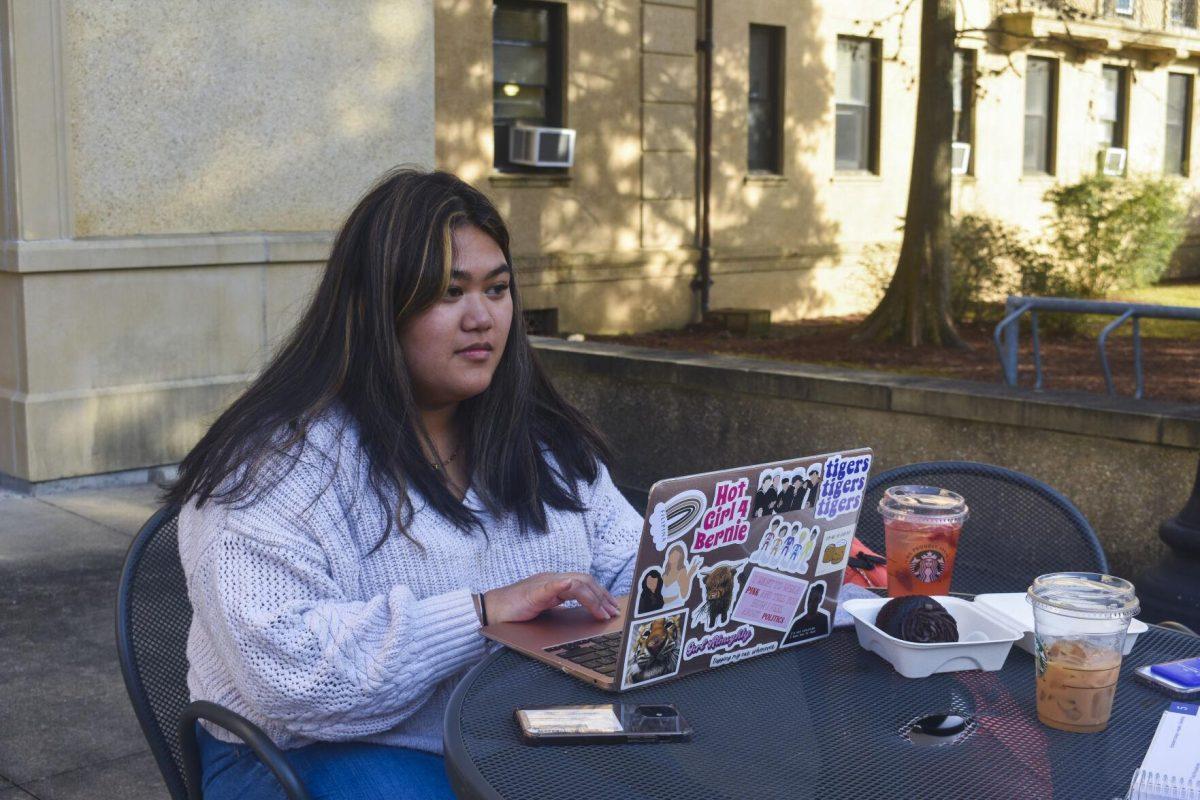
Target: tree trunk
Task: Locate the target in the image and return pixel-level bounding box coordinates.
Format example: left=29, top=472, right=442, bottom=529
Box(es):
left=856, top=0, right=967, bottom=348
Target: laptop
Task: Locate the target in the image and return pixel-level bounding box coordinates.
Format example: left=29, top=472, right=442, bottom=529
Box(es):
left=481, top=447, right=874, bottom=691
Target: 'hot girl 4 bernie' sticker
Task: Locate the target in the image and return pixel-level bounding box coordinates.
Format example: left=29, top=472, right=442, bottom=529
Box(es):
left=691, top=478, right=751, bottom=553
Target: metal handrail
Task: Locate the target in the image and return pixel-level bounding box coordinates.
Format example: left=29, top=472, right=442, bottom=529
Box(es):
left=993, top=295, right=1200, bottom=399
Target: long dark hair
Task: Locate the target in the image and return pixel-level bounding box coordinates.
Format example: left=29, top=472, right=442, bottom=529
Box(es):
left=165, top=168, right=612, bottom=544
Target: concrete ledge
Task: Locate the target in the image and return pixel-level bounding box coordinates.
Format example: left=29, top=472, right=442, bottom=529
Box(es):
left=0, top=232, right=336, bottom=273
left=531, top=337, right=1200, bottom=448
left=532, top=337, right=1200, bottom=580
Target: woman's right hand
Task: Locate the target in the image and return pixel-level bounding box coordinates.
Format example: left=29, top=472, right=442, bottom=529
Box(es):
left=485, top=572, right=621, bottom=624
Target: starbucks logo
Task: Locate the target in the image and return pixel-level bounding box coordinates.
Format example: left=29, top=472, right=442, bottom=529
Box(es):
left=909, top=550, right=945, bottom=584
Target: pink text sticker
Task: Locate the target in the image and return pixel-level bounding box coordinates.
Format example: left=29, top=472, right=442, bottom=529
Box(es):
left=730, top=567, right=809, bottom=632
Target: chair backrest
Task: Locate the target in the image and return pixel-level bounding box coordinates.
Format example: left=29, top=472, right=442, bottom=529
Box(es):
left=857, top=461, right=1108, bottom=594
left=116, top=506, right=193, bottom=800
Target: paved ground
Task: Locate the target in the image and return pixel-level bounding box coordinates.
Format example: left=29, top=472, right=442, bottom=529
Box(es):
left=0, top=483, right=167, bottom=800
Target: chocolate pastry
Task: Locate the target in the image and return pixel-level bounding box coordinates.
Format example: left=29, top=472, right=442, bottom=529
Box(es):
left=875, top=596, right=959, bottom=643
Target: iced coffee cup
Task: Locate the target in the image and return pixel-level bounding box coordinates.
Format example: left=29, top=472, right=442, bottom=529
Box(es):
left=1027, top=573, right=1139, bottom=734
left=878, top=486, right=969, bottom=597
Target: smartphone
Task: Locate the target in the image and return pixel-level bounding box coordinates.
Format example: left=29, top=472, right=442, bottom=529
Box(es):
left=1134, top=657, right=1200, bottom=699
left=515, top=703, right=692, bottom=745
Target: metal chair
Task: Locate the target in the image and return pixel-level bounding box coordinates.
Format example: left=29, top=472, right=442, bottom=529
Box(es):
left=857, top=461, right=1108, bottom=594
left=116, top=506, right=312, bottom=800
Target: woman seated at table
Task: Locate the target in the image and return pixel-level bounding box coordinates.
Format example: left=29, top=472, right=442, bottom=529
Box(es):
left=166, top=168, right=643, bottom=800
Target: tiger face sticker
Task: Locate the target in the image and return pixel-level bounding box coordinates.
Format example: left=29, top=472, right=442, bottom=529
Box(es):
left=622, top=609, right=687, bottom=689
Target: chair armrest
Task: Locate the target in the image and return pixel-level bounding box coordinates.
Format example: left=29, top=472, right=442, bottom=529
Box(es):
left=179, top=700, right=313, bottom=800
left=1157, top=620, right=1199, bottom=637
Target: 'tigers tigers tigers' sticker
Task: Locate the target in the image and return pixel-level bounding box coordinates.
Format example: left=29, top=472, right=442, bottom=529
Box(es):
left=621, top=608, right=688, bottom=690
left=648, top=488, right=708, bottom=550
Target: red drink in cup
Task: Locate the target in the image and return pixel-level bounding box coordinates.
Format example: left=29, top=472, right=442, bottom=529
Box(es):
left=878, top=486, right=969, bottom=597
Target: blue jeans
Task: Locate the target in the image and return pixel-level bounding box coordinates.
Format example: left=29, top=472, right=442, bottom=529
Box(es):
left=196, top=723, right=456, bottom=800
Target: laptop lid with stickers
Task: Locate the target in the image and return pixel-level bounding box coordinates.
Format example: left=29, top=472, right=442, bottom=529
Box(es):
left=618, top=448, right=873, bottom=691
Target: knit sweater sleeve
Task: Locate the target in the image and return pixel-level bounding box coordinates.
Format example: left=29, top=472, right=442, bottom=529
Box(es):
left=582, top=462, right=644, bottom=597
left=185, top=458, right=486, bottom=741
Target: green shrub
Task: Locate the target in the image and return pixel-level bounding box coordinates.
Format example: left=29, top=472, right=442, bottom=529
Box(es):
left=1043, top=174, right=1187, bottom=297
left=949, top=213, right=1054, bottom=322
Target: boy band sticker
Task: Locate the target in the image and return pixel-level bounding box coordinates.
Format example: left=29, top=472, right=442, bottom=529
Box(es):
left=626, top=451, right=873, bottom=686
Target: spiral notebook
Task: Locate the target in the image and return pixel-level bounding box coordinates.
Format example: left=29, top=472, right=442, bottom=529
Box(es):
left=1127, top=702, right=1200, bottom=799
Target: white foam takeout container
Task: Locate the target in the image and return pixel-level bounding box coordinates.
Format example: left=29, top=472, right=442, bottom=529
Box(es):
left=842, top=596, right=1023, bottom=679
left=973, top=592, right=1147, bottom=657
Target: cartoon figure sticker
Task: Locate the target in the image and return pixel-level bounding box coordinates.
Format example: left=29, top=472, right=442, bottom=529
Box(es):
left=814, top=523, right=857, bottom=577
left=752, top=465, right=823, bottom=519
left=749, top=516, right=820, bottom=575
left=649, top=488, right=708, bottom=550
left=634, top=542, right=702, bottom=617
left=780, top=580, right=832, bottom=649
left=730, top=566, right=809, bottom=632
left=622, top=608, right=687, bottom=689
left=691, top=559, right=748, bottom=632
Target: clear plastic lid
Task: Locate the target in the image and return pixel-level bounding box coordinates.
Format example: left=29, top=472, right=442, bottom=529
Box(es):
left=1026, top=572, right=1139, bottom=620
left=877, top=485, right=969, bottom=526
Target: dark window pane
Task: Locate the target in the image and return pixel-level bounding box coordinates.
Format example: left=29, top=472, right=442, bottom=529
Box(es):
left=493, top=1, right=563, bottom=169
left=1166, top=73, right=1192, bottom=175
left=494, top=7, right=547, bottom=42
left=493, top=84, right=546, bottom=121
left=1101, top=66, right=1125, bottom=147
left=953, top=49, right=974, bottom=146
left=748, top=25, right=783, bottom=172
left=494, top=43, right=548, bottom=86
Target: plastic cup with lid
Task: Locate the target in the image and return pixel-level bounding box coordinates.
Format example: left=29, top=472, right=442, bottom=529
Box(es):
left=1027, top=573, right=1139, bottom=733
left=878, top=485, right=969, bottom=597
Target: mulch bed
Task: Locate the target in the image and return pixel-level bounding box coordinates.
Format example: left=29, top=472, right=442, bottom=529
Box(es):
left=594, top=317, right=1200, bottom=406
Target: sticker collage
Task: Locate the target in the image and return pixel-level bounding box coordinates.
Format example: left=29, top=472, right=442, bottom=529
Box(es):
left=622, top=450, right=873, bottom=690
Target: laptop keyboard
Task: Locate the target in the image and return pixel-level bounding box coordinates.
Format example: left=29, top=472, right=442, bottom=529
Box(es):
left=544, top=631, right=622, bottom=676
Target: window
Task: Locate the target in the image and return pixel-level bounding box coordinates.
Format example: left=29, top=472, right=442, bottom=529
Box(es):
left=1114, top=0, right=1135, bottom=15
left=1166, top=72, right=1193, bottom=175
left=492, top=1, right=565, bottom=170
left=835, top=37, right=879, bottom=172
left=748, top=25, right=785, bottom=173
left=1023, top=57, right=1057, bottom=174
left=952, top=49, right=976, bottom=171
left=1171, top=0, right=1197, bottom=28
left=1100, top=66, right=1128, bottom=148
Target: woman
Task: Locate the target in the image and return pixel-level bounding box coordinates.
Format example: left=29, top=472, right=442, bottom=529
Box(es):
left=166, top=169, right=642, bottom=799
left=636, top=569, right=665, bottom=615
left=659, top=542, right=700, bottom=610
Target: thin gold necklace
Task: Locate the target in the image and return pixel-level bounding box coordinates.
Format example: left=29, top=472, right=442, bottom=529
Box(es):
left=430, top=440, right=462, bottom=471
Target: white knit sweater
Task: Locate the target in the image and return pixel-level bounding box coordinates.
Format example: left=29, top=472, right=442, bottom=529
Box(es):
left=178, top=411, right=642, bottom=754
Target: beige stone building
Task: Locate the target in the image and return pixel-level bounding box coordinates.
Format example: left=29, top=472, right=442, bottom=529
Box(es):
left=2, top=0, right=1199, bottom=484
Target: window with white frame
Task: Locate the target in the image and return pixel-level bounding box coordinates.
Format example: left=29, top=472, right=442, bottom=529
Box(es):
left=835, top=37, right=879, bottom=172
left=1100, top=65, right=1128, bottom=148
left=1024, top=57, right=1056, bottom=174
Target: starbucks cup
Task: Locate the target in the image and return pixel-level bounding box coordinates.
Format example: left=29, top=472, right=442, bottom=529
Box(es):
left=878, top=486, right=969, bottom=597
left=1027, top=573, right=1139, bottom=733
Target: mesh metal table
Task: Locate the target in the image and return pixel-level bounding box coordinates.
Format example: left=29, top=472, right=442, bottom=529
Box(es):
left=444, top=624, right=1200, bottom=800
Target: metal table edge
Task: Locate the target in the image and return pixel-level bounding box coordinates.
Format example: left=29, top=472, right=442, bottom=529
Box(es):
left=445, top=648, right=507, bottom=800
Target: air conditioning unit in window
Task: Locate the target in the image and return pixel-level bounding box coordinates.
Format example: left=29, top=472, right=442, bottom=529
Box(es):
left=951, top=142, right=971, bottom=175
left=1101, top=146, right=1127, bottom=176
left=509, top=124, right=576, bottom=168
